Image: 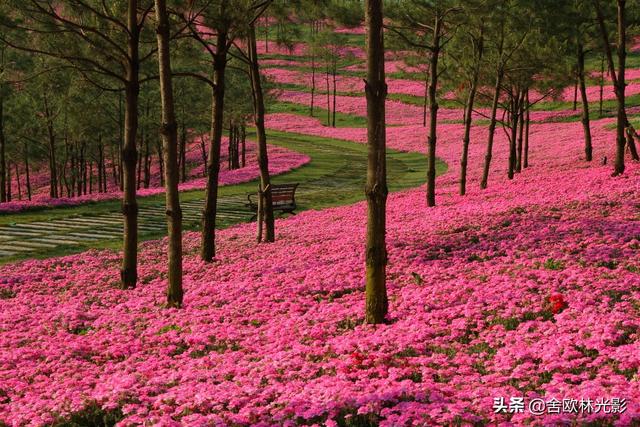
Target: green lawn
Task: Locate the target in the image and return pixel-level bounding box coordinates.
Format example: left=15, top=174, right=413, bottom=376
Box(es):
left=1, top=129, right=444, bottom=263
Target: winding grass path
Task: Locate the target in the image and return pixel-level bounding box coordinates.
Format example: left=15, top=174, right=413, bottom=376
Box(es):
left=0, top=129, right=445, bottom=264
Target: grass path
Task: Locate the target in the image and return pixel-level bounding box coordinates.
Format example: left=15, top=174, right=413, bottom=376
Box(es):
left=0, top=130, right=444, bottom=264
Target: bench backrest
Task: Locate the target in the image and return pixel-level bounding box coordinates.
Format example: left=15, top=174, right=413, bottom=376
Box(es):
left=269, top=184, right=298, bottom=205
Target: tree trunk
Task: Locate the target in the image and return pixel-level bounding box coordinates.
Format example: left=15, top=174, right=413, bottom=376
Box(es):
left=332, top=66, right=337, bottom=127
left=201, top=25, right=228, bottom=262
left=43, top=93, right=58, bottom=198
left=572, top=79, right=578, bottom=111
left=614, top=0, right=626, bottom=174
left=156, top=138, right=164, bottom=186
left=426, top=18, right=441, bottom=207
left=180, top=122, right=187, bottom=182
left=311, top=48, right=316, bottom=116
left=480, top=67, right=503, bottom=189
left=200, top=135, right=207, bottom=173
left=121, top=0, right=140, bottom=289
left=118, top=93, right=124, bottom=191
left=524, top=90, right=530, bottom=168
left=423, top=71, right=428, bottom=127
left=516, top=90, right=525, bottom=173
left=595, top=0, right=626, bottom=175
left=5, top=161, right=10, bottom=201
left=137, top=137, right=143, bottom=189
left=241, top=125, right=246, bottom=167
left=460, top=33, right=483, bottom=196
left=0, top=96, right=5, bottom=203
left=599, top=54, right=605, bottom=117
left=325, top=67, right=330, bottom=125
left=364, top=0, right=388, bottom=325
left=507, top=90, right=520, bottom=180
left=98, top=138, right=103, bottom=192
left=577, top=43, right=593, bottom=161
left=24, top=143, right=31, bottom=200
left=155, top=0, right=183, bottom=307
left=15, top=162, right=21, bottom=200
left=248, top=24, right=275, bottom=243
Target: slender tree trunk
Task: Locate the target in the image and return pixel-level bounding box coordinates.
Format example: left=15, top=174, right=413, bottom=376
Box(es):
left=325, top=67, right=331, bottom=125
left=364, top=0, right=388, bottom=325
left=43, top=93, right=58, bottom=198
left=516, top=91, right=525, bottom=173
left=180, top=122, right=187, bottom=182
left=524, top=90, right=530, bottom=168
left=118, top=93, right=124, bottom=191
left=241, top=125, right=246, bottom=167
left=423, top=71, right=428, bottom=127
left=97, top=139, right=103, bottom=193
left=0, top=96, right=5, bottom=203
left=82, top=143, right=87, bottom=195
left=614, top=0, right=626, bottom=174
left=248, top=24, right=275, bottom=243
left=577, top=43, right=593, bottom=161
left=121, top=0, right=140, bottom=289
left=201, top=26, right=228, bottom=262
left=5, top=161, right=10, bottom=201
left=137, top=137, right=143, bottom=190
left=426, top=17, right=441, bottom=207
left=332, top=66, right=337, bottom=127
left=15, top=162, right=21, bottom=200
left=480, top=67, right=504, bottom=189
left=595, top=0, right=626, bottom=175
left=156, top=138, right=164, bottom=187
left=200, top=135, right=207, bottom=173
left=460, top=33, right=483, bottom=196
left=599, top=53, right=605, bottom=117
left=507, top=90, right=521, bottom=180
left=572, top=79, right=578, bottom=111
left=155, top=0, right=183, bottom=307
left=311, top=48, right=316, bottom=116
left=24, top=143, right=31, bottom=200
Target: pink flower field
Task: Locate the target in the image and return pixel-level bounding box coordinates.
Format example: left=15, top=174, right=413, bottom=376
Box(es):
left=2, top=109, right=640, bottom=425
left=0, top=140, right=310, bottom=214
left=3, top=11, right=640, bottom=427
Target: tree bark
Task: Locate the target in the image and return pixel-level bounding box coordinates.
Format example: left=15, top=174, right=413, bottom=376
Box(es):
left=248, top=24, right=275, bottom=243
left=24, top=142, right=31, bottom=200
left=516, top=90, right=525, bottom=173
left=595, top=0, right=626, bottom=175
left=507, top=90, right=521, bottom=180
left=15, top=162, right=21, bottom=200
left=577, top=43, right=593, bottom=161
left=0, top=96, right=5, bottom=202
left=364, top=0, right=388, bottom=325
left=460, top=33, right=483, bottom=196
left=43, top=92, right=58, bottom=198
left=201, top=25, right=228, bottom=262
left=614, top=0, right=626, bottom=174
left=121, top=0, right=140, bottom=289
left=155, top=0, right=183, bottom=307
left=426, top=17, right=441, bottom=207
left=524, top=90, right=530, bottom=168
left=311, top=45, right=316, bottom=116
left=332, top=65, right=337, bottom=127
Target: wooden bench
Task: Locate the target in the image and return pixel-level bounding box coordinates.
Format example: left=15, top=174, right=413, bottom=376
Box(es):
left=247, top=183, right=299, bottom=220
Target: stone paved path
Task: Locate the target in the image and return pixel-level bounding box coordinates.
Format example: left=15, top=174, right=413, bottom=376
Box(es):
left=0, top=197, right=253, bottom=259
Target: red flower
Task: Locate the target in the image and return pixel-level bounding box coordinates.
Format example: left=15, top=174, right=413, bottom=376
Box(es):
left=350, top=351, right=365, bottom=367
left=549, top=293, right=567, bottom=314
